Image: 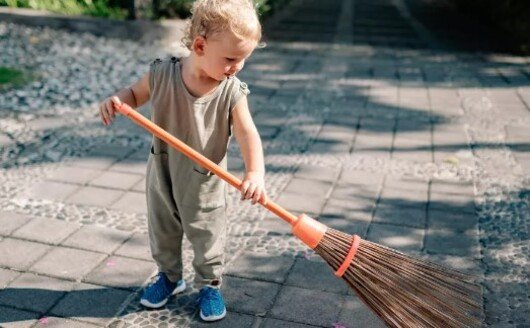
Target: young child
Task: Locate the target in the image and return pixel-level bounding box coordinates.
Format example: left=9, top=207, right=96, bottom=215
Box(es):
left=98, top=0, right=266, bottom=321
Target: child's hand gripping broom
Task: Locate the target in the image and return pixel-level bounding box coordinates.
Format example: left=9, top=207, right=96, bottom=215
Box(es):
left=113, top=100, right=483, bottom=328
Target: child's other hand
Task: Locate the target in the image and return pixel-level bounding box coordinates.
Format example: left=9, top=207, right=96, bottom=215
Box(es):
left=99, top=96, right=122, bottom=126
left=240, top=171, right=267, bottom=205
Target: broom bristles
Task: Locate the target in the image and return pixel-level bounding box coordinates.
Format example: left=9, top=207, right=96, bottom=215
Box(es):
left=315, top=228, right=483, bottom=328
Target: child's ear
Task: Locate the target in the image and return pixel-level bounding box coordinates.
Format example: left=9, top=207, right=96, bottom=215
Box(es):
left=193, top=36, right=207, bottom=56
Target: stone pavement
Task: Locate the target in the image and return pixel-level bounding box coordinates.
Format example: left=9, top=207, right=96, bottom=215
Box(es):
left=0, top=0, right=529, bottom=327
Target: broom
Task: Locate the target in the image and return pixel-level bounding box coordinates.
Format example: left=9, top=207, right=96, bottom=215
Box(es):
left=113, top=100, right=483, bottom=328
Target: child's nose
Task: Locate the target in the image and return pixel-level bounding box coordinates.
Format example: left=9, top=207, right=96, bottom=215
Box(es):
left=234, top=61, right=245, bottom=71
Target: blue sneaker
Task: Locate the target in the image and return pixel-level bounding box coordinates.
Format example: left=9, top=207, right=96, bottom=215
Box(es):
left=198, top=286, right=226, bottom=321
left=140, top=272, right=186, bottom=308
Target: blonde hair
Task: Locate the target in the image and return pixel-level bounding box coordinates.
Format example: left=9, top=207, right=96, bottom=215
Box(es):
left=183, top=0, right=262, bottom=49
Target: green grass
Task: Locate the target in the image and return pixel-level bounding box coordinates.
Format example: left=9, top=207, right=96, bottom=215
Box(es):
left=0, top=67, right=29, bottom=88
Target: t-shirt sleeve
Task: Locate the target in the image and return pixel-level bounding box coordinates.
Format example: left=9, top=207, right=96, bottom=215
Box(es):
left=229, top=80, right=251, bottom=113
left=148, top=58, right=162, bottom=93
left=149, top=57, right=177, bottom=94
left=227, top=79, right=251, bottom=137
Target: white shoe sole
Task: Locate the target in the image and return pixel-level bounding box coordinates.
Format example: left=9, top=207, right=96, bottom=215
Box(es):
left=140, top=280, right=187, bottom=309
left=200, top=307, right=227, bottom=322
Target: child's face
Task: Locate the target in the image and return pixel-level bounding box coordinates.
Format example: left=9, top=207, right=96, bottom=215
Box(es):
left=195, top=31, right=257, bottom=81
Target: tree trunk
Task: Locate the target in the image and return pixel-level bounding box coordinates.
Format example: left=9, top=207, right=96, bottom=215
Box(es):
left=127, top=0, right=160, bottom=20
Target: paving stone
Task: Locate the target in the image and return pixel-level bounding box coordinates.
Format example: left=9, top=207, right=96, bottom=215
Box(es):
left=425, top=227, right=480, bottom=257
left=338, top=295, right=388, bottom=328
left=320, top=202, right=371, bottom=238
left=506, top=125, right=530, bottom=144
left=65, top=186, right=125, bottom=208
left=0, top=305, right=39, bottom=328
left=285, top=257, right=349, bottom=294
left=270, top=285, right=344, bottom=326
left=306, top=140, right=350, bottom=154
left=512, top=152, right=530, bottom=175
left=0, top=269, right=20, bottom=288
left=86, top=144, right=134, bottom=159
left=89, top=171, right=143, bottom=190
left=108, top=158, right=147, bottom=175
left=110, top=192, right=147, bottom=214
left=430, top=179, right=474, bottom=195
left=354, top=134, right=393, bottom=151
left=189, top=311, right=256, bottom=327
left=225, top=252, right=295, bottom=283
left=32, top=317, right=101, bottom=327
left=429, top=192, right=476, bottom=214
left=65, top=155, right=118, bottom=170
left=331, top=183, right=379, bottom=202
left=379, top=187, right=428, bottom=210
left=30, top=247, right=107, bottom=280
left=373, top=205, right=426, bottom=228
left=48, top=166, right=102, bottom=185
left=85, top=256, right=154, bottom=290
left=392, top=149, right=433, bottom=163
left=294, top=164, right=340, bottom=182
left=339, top=169, right=384, bottom=187
left=320, top=122, right=356, bottom=136
left=0, top=238, right=51, bottom=270
left=275, top=192, right=325, bottom=215
left=366, top=223, right=424, bottom=253
left=28, top=181, right=80, bottom=202
left=49, top=282, right=132, bottom=325
left=114, top=232, right=152, bottom=261
left=258, top=211, right=294, bottom=235
left=0, top=212, right=33, bottom=236
left=223, top=276, right=281, bottom=316
left=12, top=216, right=81, bottom=245
left=283, top=177, right=333, bottom=197
left=262, top=318, right=315, bottom=328
left=127, top=147, right=150, bottom=161
left=429, top=209, right=478, bottom=231
left=0, top=273, right=76, bottom=313
left=328, top=194, right=375, bottom=210
left=61, top=225, right=132, bottom=254
left=131, top=177, right=146, bottom=192
left=384, top=176, right=429, bottom=193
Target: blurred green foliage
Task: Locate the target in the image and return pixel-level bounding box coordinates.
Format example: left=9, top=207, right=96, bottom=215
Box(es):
left=0, top=67, right=29, bottom=88
left=0, top=0, right=128, bottom=19
left=0, top=0, right=291, bottom=20
left=143, top=0, right=292, bottom=19
left=452, top=0, right=530, bottom=54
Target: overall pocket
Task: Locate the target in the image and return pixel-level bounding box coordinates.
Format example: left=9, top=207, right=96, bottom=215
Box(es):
left=181, top=168, right=226, bottom=209
left=147, top=146, right=170, bottom=192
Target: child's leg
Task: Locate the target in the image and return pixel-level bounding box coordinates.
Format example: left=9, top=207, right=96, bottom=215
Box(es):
left=146, top=156, right=184, bottom=283
left=179, top=205, right=227, bottom=287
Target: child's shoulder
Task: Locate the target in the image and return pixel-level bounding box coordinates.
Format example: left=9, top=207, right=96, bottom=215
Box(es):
left=223, top=75, right=250, bottom=98
left=150, top=56, right=180, bottom=69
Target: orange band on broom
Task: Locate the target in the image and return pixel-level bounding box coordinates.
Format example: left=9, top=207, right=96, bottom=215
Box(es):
left=335, top=235, right=360, bottom=277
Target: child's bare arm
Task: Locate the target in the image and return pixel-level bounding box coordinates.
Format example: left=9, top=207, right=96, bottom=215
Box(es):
left=232, top=96, right=267, bottom=204
left=99, top=72, right=150, bottom=125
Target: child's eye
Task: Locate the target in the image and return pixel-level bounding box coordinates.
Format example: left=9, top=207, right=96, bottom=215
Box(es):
left=225, top=58, right=235, bottom=62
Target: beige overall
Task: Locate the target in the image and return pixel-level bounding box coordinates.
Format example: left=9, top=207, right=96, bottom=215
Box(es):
left=146, top=57, right=249, bottom=286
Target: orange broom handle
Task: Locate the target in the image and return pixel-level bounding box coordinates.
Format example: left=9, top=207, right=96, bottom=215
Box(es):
left=114, top=102, right=299, bottom=226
